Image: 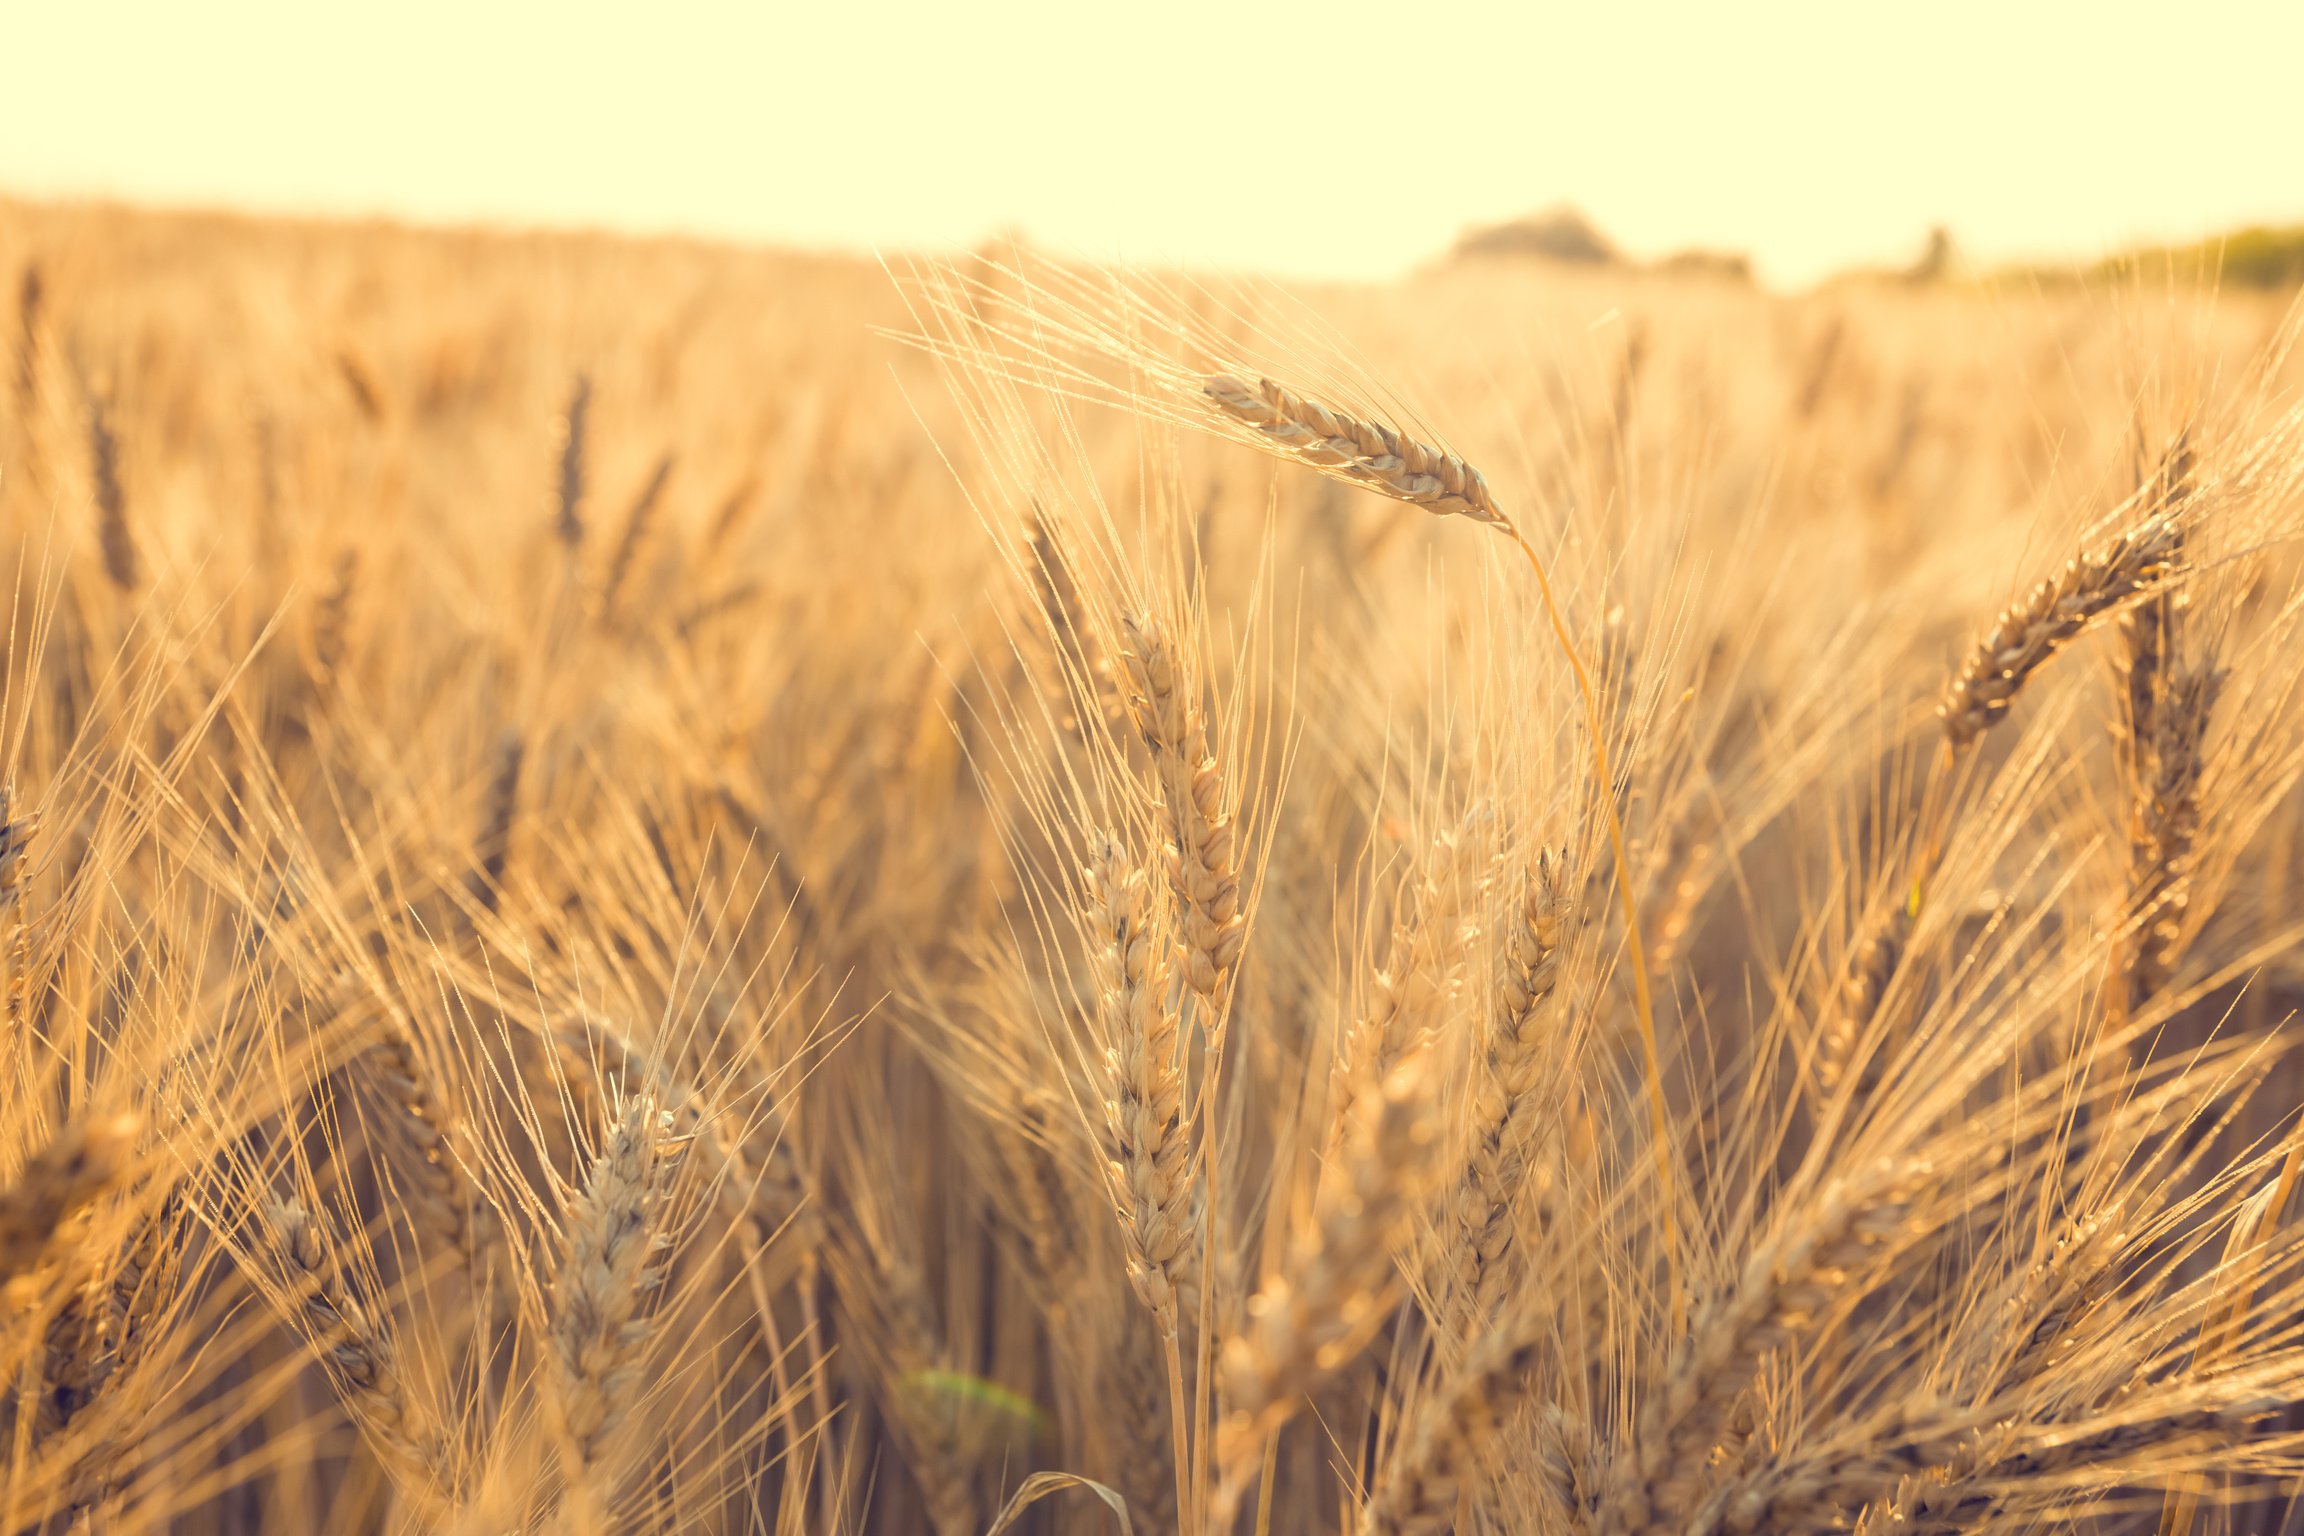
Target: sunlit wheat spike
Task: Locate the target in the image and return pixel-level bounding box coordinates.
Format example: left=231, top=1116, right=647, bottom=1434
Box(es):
left=1084, top=833, right=1198, bottom=1331
left=1597, top=1158, right=1932, bottom=1534
left=1215, top=1060, right=1443, bottom=1523
left=1439, top=844, right=1572, bottom=1338
left=1940, top=516, right=2181, bottom=748
left=14, top=262, right=40, bottom=419
left=311, top=546, right=359, bottom=688
left=1118, top=611, right=1246, bottom=998
left=549, top=1093, right=689, bottom=1492
left=0, top=1111, right=140, bottom=1287
left=467, top=728, right=525, bottom=912
left=1203, top=373, right=1510, bottom=528
left=1328, top=813, right=1488, bottom=1154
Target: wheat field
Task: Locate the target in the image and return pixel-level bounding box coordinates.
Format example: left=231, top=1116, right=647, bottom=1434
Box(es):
left=5, top=198, right=2304, bottom=1535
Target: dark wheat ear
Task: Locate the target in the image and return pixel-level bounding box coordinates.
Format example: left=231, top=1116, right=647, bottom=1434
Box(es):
left=0, top=1112, right=140, bottom=1290
left=259, top=1196, right=455, bottom=1513
left=554, top=374, right=593, bottom=549
left=86, top=395, right=138, bottom=591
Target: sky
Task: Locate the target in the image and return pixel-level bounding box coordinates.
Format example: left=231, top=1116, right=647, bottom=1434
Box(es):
left=5, top=0, right=2302, bottom=289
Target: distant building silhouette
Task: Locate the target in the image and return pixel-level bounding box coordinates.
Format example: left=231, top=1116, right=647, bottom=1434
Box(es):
left=1453, top=206, right=1621, bottom=265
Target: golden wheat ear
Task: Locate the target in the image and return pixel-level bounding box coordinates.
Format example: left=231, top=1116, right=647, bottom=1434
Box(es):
left=1941, top=516, right=2181, bottom=749
left=1202, top=374, right=1509, bottom=528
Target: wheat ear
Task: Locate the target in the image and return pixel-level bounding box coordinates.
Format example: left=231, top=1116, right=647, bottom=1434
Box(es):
left=311, top=547, right=358, bottom=689
left=2117, top=525, right=2219, bottom=1008
left=1119, top=611, right=1246, bottom=999
left=548, top=1092, right=689, bottom=1496
left=367, top=1023, right=482, bottom=1282
left=261, top=1196, right=452, bottom=1513
left=1437, top=846, right=1572, bottom=1338
left=554, top=374, right=592, bottom=548
left=1085, top=834, right=1198, bottom=1331
left=1203, top=375, right=1507, bottom=526
left=0, top=780, right=39, bottom=1042
left=1941, top=517, right=2181, bottom=748
left=1328, top=818, right=1485, bottom=1157
left=1202, top=369, right=1675, bottom=1315
left=85, top=396, right=137, bottom=591
left=1213, top=1060, right=1440, bottom=1523
left=0, top=1113, right=139, bottom=1289
left=598, top=450, right=673, bottom=621
left=466, top=728, right=525, bottom=912
left=1596, top=1159, right=1929, bottom=1534
left=1359, top=1333, right=1544, bottom=1536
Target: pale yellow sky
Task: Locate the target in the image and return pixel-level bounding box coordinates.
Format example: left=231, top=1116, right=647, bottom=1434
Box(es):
left=6, top=0, right=2302, bottom=289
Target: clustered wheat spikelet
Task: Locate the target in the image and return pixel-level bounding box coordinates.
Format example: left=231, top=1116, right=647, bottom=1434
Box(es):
left=368, top=1024, right=479, bottom=1278
left=1818, top=902, right=1912, bottom=1096
left=1216, top=1061, right=1441, bottom=1517
left=1203, top=374, right=1509, bottom=527
left=1439, top=845, right=1572, bottom=1337
left=311, top=546, right=359, bottom=687
left=1084, top=833, right=1197, bottom=1329
left=1361, top=1333, right=1545, bottom=1536
left=0, top=780, right=39, bottom=1036
left=1941, top=517, right=2181, bottom=747
left=1329, top=818, right=1486, bottom=1148
left=549, top=1092, right=689, bottom=1478
left=468, top=728, right=525, bottom=911
left=1119, top=611, right=1246, bottom=997
left=1598, top=1159, right=1930, bottom=1533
